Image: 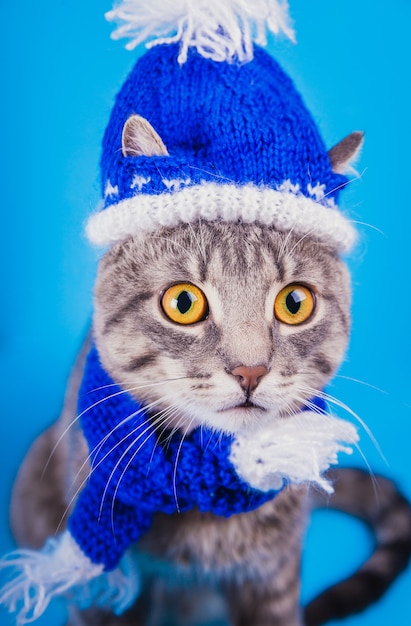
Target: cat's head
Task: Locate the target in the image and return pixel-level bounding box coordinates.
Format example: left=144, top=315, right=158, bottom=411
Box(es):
left=92, top=221, right=351, bottom=435
left=90, top=116, right=363, bottom=435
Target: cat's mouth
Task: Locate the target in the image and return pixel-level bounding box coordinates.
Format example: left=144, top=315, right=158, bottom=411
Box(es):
left=221, top=400, right=266, bottom=411
left=238, top=400, right=261, bottom=409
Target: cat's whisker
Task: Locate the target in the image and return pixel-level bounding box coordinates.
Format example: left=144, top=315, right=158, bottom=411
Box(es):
left=277, top=221, right=298, bottom=261
left=161, top=404, right=195, bottom=448
left=280, top=397, right=303, bottom=420
left=123, top=406, right=176, bottom=473
left=284, top=228, right=316, bottom=260
left=99, top=409, right=172, bottom=520
left=42, top=379, right=186, bottom=478
left=296, top=384, right=387, bottom=464
left=88, top=376, right=190, bottom=395
left=347, top=220, right=387, bottom=237
left=107, top=405, right=193, bottom=534
left=57, top=398, right=170, bottom=533
left=42, top=388, right=136, bottom=481
left=87, top=397, right=167, bottom=470
left=297, top=393, right=372, bottom=475
left=152, top=413, right=186, bottom=457
left=188, top=164, right=236, bottom=184
left=266, top=385, right=302, bottom=421
left=285, top=393, right=379, bottom=496
left=319, top=168, right=366, bottom=201
left=201, top=424, right=221, bottom=455
left=66, top=397, right=166, bottom=503
left=187, top=221, right=208, bottom=266
left=293, top=396, right=326, bottom=416
left=334, top=375, right=387, bottom=395
left=151, top=235, right=196, bottom=257
left=100, top=405, right=184, bottom=528
left=301, top=393, right=379, bottom=495
left=146, top=404, right=192, bottom=475
left=172, top=415, right=197, bottom=513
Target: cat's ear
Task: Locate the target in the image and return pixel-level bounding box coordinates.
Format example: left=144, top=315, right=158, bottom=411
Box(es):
left=328, top=131, right=364, bottom=174
left=122, top=114, right=169, bottom=157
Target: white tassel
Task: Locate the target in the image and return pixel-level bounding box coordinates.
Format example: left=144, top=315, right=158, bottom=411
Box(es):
left=106, top=0, right=295, bottom=63
left=0, top=531, right=139, bottom=624
left=230, top=412, right=359, bottom=494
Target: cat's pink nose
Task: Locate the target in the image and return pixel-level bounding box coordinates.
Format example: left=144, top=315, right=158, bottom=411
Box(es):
left=230, top=365, right=268, bottom=393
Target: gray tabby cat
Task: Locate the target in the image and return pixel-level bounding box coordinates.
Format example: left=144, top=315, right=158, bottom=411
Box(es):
left=9, top=125, right=411, bottom=626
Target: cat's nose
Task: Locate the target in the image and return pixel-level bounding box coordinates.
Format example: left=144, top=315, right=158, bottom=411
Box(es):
left=230, top=365, right=268, bottom=393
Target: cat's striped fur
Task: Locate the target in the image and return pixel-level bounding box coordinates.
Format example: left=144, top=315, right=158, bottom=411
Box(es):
left=10, top=222, right=411, bottom=625
left=93, top=223, right=350, bottom=436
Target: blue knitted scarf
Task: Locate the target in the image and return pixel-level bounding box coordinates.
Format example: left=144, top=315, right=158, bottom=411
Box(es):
left=70, top=346, right=286, bottom=571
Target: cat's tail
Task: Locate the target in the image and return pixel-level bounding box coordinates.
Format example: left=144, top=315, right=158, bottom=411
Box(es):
left=304, top=467, right=411, bottom=626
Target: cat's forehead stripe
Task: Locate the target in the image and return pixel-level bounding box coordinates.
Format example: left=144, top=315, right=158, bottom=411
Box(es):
left=86, top=182, right=357, bottom=253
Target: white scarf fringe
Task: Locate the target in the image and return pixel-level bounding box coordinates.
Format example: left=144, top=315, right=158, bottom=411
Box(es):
left=0, top=530, right=139, bottom=624
left=231, top=411, right=359, bottom=494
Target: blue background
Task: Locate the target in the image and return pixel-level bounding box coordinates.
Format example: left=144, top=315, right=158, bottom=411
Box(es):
left=0, top=1, right=410, bottom=624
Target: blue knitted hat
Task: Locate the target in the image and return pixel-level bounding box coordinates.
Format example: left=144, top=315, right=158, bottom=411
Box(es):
left=86, top=1, right=357, bottom=252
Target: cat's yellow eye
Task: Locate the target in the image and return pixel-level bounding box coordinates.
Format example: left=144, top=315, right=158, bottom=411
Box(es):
left=161, top=283, right=208, bottom=325
left=274, top=285, right=315, bottom=325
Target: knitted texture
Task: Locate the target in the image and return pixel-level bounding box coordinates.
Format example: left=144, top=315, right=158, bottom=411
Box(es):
left=86, top=44, right=356, bottom=251
left=87, top=182, right=357, bottom=251
left=69, top=346, right=283, bottom=571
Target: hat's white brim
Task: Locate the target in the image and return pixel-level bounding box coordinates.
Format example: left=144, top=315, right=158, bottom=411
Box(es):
left=85, top=181, right=357, bottom=253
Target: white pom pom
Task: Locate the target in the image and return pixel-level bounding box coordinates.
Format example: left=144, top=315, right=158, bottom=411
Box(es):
left=106, top=0, right=295, bottom=63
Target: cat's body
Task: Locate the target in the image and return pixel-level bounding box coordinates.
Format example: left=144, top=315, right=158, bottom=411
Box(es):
left=10, top=223, right=411, bottom=625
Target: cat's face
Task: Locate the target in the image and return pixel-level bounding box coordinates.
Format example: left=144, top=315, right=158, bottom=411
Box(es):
left=93, top=222, right=350, bottom=434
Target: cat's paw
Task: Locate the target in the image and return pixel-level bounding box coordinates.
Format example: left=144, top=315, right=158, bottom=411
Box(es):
left=230, top=411, right=359, bottom=494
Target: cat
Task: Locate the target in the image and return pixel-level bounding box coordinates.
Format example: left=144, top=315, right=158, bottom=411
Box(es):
left=9, top=200, right=411, bottom=625
left=3, top=1, right=411, bottom=622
